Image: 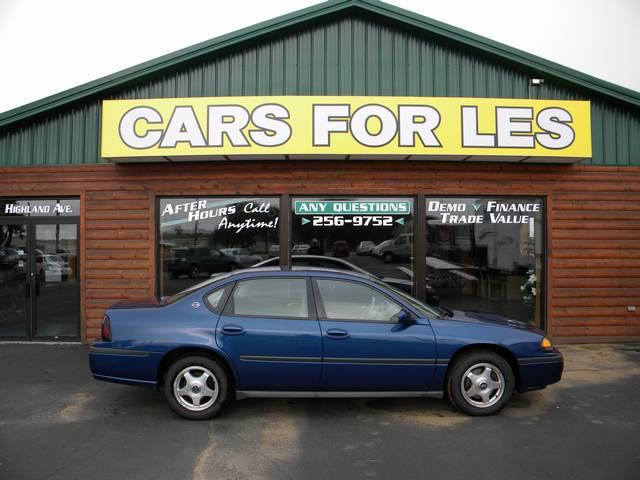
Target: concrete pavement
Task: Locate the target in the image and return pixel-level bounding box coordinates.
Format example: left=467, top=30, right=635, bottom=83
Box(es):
left=0, top=343, right=639, bottom=480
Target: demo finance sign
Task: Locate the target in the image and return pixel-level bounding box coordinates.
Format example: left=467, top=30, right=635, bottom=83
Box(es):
left=101, top=96, right=591, bottom=162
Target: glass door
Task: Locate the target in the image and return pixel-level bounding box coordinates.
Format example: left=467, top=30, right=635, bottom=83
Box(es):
left=0, top=220, right=79, bottom=339
left=33, top=223, right=80, bottom=338
left=0, top=222, right=29, bottom=337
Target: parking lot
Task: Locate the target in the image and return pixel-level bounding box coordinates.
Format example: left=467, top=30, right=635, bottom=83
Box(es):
left=1, top=343, right=639, bottom=480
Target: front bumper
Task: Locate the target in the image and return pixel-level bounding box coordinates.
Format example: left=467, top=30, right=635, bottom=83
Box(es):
left=516, top=352, right=564, bottom=392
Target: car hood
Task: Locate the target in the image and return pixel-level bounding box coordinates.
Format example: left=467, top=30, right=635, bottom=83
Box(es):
left=109, top=297, right=164, bottom=309
left=447, top=309, right=542, bottom=333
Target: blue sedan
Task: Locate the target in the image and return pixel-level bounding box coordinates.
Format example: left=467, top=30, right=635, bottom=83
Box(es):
left=89, top=268, right=563, bottom=419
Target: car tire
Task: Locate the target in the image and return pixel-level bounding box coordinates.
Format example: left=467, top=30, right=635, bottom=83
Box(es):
left=188, top=265, right=200, bottom=278
left=163, top=355, right=230, bottom=420
left=228, top=263, right=239, bottom=272
left=447, top=350, right=514, bottom=416
left=383, top=252, right=394, bottom=263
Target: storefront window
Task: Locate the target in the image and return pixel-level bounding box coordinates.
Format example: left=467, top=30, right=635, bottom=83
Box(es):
left=290, top=197, right=416, bottom=296
left=426, top=197, right=544, bottom=327
left=158, top=197, right=280, bottom=296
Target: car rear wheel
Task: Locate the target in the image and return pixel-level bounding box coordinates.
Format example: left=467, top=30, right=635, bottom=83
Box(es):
left=447, top=350, right=514, bottom=416
left=163, top=356, right=229, bottom=420
left=188, top=265, right=200, bottom=278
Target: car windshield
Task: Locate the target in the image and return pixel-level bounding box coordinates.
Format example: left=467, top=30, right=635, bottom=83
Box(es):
left=373, top=280, right=444, bottom=319
left=162, top=272, right=234, bottom=304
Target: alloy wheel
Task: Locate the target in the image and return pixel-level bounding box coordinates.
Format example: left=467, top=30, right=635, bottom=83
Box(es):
left=173, top=365, right=219, bottom=412
left=460, top=362, right=505, bottom=408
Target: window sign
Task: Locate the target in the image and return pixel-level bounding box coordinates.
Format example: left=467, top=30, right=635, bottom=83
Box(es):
left=426, top=197, right=544, bottom=327
left=0, top=199, right=79, bottom=217
left=291, top=197, right=419, bottom=298
left=158, top=197, right=280, bottom=296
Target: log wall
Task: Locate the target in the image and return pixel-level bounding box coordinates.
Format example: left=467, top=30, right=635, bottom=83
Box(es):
left=1, top=161, right=638, bottom=343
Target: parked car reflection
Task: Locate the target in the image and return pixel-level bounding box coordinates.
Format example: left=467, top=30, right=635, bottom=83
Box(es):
left=37, top=254, right=72, bottom=281
left=332, top=240, right=349, bottom=257
left=220, top=248, right=263, bottom=267
left=356, top=241, right=375, bottom=255
left=268, top=244, right=280, bottom=258
left=0, top=247, right=23, bottom=269
left=376, top=233, right=412, bottom=263
left=168, top=247, right=239, bottom=278
left=371, top=239, right=393, bottom=257
left=291, top=244, right=310, bottom=255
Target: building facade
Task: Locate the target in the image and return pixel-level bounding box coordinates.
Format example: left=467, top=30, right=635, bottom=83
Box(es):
left=0, top=0, right=639, bottom=343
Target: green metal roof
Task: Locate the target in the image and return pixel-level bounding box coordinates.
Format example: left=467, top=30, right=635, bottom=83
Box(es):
left=0, top=0, right=638, bottom=129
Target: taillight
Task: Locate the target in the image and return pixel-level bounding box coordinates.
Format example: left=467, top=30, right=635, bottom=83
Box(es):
left=101, top=314, right=112, bottom=342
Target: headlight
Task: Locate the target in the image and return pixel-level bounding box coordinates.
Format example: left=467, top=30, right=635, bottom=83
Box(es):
left=540, top=337, right=553, bottom=350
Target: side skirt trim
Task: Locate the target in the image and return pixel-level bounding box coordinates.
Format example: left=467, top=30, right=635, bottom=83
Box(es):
left=235, top=390, right=444, bottom=400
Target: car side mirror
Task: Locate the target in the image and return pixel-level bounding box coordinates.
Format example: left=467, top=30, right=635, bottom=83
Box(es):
left=397, top=310, right=414, bottom=325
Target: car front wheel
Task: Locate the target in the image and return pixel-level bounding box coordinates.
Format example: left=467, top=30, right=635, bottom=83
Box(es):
left=447, top=350, right=514, bottom=416
left=163, top=356, right=229, bottom=420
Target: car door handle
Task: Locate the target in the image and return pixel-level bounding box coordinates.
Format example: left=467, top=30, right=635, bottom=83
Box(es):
left=325, top=328, right=350, bottom=339
left=221, top=325, right=245, bottom=335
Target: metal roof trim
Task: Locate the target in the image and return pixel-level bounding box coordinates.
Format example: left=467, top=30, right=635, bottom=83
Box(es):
left=0, top=0, right=638, bottom=129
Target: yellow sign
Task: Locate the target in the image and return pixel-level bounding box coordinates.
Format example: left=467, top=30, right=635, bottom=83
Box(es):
left=101, top=96, right=591, bottom=161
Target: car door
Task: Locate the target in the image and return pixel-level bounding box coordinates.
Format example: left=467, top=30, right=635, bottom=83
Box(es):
left=216, top=276, right=322, bottom=391
left=313, top=277, right=437, bottom=391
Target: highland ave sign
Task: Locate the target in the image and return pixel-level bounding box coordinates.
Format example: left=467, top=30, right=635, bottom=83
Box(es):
left=101, top=96, right=591, bottom=162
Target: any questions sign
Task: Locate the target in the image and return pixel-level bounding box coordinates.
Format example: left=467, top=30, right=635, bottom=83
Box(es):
left=101, top=96, right=591, bottom=162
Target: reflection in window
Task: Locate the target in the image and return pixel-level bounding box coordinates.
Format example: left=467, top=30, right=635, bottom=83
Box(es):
left=158, top=198, right=280, bottom=296
left=425, top=197, right=544, bottom=327
left=290, top=197, right=417, bottom=297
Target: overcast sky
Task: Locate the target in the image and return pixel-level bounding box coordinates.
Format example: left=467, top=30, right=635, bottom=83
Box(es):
left=0, top=0, right=638, bottom=114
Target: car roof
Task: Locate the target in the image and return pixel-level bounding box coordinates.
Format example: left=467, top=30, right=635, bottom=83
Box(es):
left=261, top=255, right=349, bottom=261
left=219, top=266, right=371, bottom=281
left=253, top=255, right=369, bottom=272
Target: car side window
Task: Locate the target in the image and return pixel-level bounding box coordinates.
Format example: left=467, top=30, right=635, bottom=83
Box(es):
left=226, top=278, right=309, bottom=319
left=315, top=279, right=402, bottom=322
left=205, top=287, right=227, bottom=312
